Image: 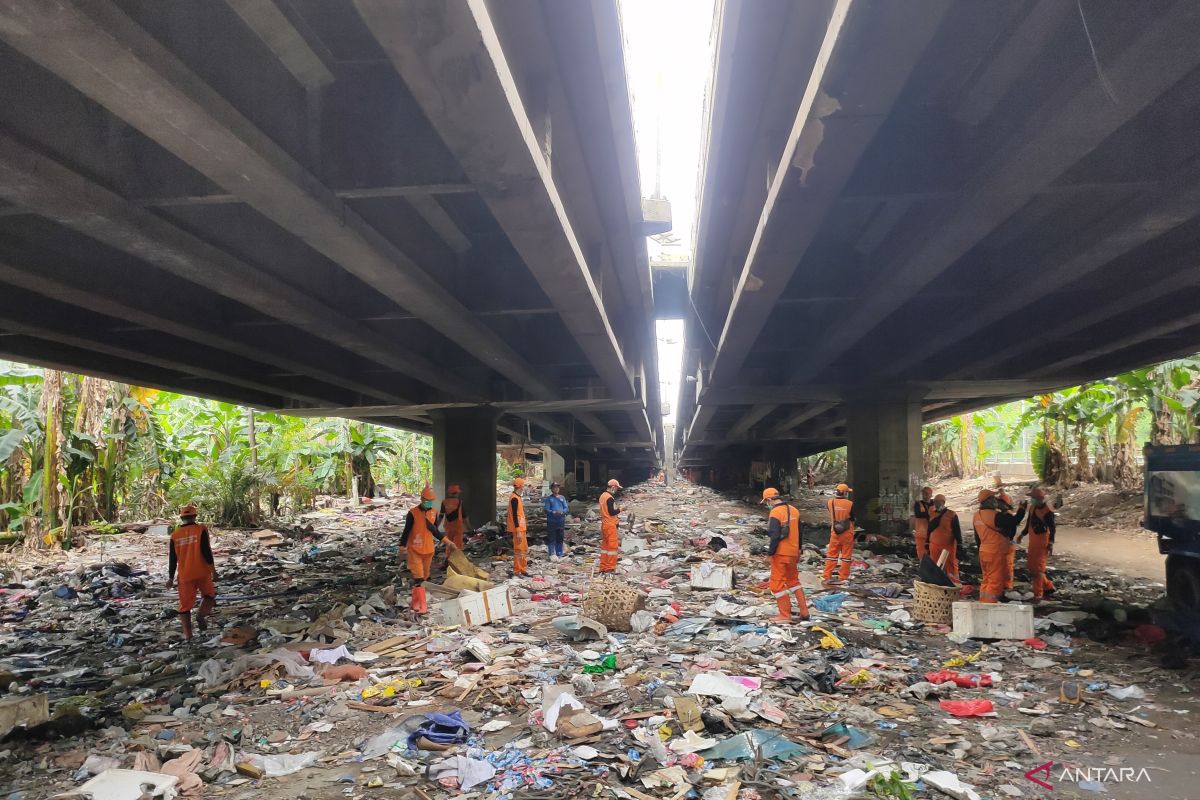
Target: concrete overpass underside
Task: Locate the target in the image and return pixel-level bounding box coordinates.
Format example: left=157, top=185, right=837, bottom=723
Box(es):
left=678, top=0, right=1200, bottom=530
left=0, top=0, right=664, bottom=523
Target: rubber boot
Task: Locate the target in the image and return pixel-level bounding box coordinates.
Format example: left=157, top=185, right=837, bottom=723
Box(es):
left=768, top=595, right=791, bottom=624
left=179, top=611, right=193, bottom=642
left=412, top=585, right=427, bottom=615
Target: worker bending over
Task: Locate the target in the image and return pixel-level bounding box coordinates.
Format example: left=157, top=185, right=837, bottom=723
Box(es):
left=822, top=483, right=855, bottom=584
left=972, top=489, right=1026, bottom=603
left=437, top=484, right=469, bottom=552
left=506, top=478, right=529, bottom=576
left=400, top=487, right=443, bottom=615
left=544, top=481, right=568, bottom=560
left=926, top=494, right=962, bottom=583
left=1016, top=487, right=1057, bottom=603
left=763, top=488, right=809, bottom=623
left=598, top=478, right=623, bottom=574
left=167, top=504, right=217, bottom=642
left=912, top=486, right=934, bottom=559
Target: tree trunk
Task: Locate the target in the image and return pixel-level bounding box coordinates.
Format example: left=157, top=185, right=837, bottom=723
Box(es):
left=38, top=370, right=63, bottom=538
left=1112, top=442, right=1138, bottom=490
left=1151, top=400, right=1174, bottom=445
left=1075, top=424, right=1094, bottom=482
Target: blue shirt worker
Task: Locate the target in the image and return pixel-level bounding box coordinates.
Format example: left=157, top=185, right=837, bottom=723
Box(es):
left=544, top=482, right=569, bottom=561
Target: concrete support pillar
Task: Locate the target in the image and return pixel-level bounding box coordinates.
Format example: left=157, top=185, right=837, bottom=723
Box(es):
left=845, top=391, right=924, bottom=536
left=766, top=442, right=799, bottom=495
left=432, top=407, right=500, bottom=528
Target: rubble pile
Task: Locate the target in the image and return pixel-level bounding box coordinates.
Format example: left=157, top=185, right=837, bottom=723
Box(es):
left=1, top=482, right=1197, bottom=800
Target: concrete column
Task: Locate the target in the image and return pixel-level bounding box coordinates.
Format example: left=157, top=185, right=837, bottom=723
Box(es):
left=766, top=442, right=799, bottom=495
left=845, top=391, right=924, bottom=535
left=432, top=407, right=500, bottom=528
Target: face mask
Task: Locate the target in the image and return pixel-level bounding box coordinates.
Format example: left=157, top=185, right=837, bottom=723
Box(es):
left=934, top=504, right=945, bottom=512
left=1031, top=498, right=1045, bottom=507
left=421, top=500, right=433, bottom=510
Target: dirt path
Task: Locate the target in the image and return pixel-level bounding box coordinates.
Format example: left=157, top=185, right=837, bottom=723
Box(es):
left=1053, top=525, right=1166, bottom=583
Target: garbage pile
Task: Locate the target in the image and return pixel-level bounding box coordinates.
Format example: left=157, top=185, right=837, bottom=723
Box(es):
left=0, top=482, right=1196, bottom=799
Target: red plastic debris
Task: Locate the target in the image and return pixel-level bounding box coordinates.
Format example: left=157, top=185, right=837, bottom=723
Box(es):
left=1133, top=624, right=1167, bottom=647
left=925, top=670, right=993, bottom=688
left=1024, top=637, right=1047, bottom=650
left=939, top=699, right=994, bottom=717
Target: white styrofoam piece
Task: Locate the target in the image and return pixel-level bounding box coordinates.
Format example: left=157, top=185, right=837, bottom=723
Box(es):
left=951, top=601, right=1034, bottom=640
left=78, top=770, right=179, bottom=800
left=690, top=563, right=734, bottom=590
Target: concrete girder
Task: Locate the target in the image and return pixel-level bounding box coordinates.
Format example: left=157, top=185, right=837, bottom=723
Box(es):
left=222, top=0, right=334, bottom=90
left=0, top=0, right=530, bottom=401
left=0, top=133, right=436, bottom=403
left=351, top=0, right=635, bottom=408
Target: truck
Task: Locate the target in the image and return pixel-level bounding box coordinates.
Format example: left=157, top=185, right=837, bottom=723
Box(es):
left=1143, top=444, right=1200, bottom=614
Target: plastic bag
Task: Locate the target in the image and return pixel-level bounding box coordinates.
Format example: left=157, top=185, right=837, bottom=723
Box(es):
left=939, top=700, right=994, bottom=717
left=924, top=670, right=992, bottom=688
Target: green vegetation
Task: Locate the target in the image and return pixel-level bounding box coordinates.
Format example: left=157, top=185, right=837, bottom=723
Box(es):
left=0, top=362, right=433, bottom=541
left=922, top=357, right=1200, bottom=489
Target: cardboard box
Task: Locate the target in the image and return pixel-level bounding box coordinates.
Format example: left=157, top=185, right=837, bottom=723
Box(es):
left=951, top=601, right=1034, bottom=640
left=690, top=563, right=734, bottom=590
left=433, top=584, right=514, bottom=628
left=0, top=693, right=49, bottom=738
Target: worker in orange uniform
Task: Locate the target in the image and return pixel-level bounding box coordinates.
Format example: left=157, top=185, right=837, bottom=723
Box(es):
left=822, top=483, right=855, bottom=584
left=763, top=488, right=809, bottom=622
left=506, top=478, right=529, bottom=576
left=399, top=487, right=442, bottom=615
left=1016, top=487, right=1057, bottom=603
left=598, top=478, right=624, bottom=574
left=926, top=494, right=963, bottom=583
left=972, top=489, right=1026, bottom=603
left=167, top=504, right=217, bottom=642
left=912, top=485, right=934, bottom=560
left=996, top=491, right=1024, bottom=591
left=437, top=484, right=469, bottom=552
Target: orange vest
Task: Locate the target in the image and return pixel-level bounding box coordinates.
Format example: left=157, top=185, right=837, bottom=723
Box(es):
left=769, top=503, right=801, bottom=558
left=408, top=505, right=438, bottom=555
left=928, top=508, right=957, bottom=543
left=1025, top=506, right=1053, bottom=535
left=827, top=497, right=853, bottom=531
left=599, top=491, right=618, bottom=524
left=171, top=523, right=211, bottom=581
left=972, top=508, right=1008, bottom=553
left=913, top=499, right=932, bottom=535
left=506, top=492, right=526, bottom=533
left=441, top=497, right=465, bottom=537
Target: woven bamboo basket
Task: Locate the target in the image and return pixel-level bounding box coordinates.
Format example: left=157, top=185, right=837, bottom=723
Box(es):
left=912, top=580, right=958, bottom=625
left=582, top=578, right=646, bottom=632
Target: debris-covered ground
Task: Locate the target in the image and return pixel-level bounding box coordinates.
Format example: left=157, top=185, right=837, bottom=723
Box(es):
left=2, top=481, right=1198, bottom=800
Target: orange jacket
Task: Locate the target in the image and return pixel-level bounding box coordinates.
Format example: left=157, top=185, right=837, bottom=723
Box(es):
left=768, top=503, right=801, bottom=558
left=599, top=491, right=619, bottom=524
left=402, top=505, right=439, bottom=555
left=439, top=497, right=465, bottom=537
left=827, top=497, right=854, bottom=532
left=169, top=523, right=214, bottom=582
left=506, top=492, right=526, bottom=533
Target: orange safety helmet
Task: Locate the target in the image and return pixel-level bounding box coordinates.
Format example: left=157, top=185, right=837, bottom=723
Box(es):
left=997, top=492, right=1013, bottom=507
left=761, top=487, right=780, bottom=503
left=977, top=489, right=995, bottom=503
left=420, top=486, right=436, bottom=501
left=179, top=504, right=197, bottom=517
left=447, top=484, right=462, bottom=496
left=513, top=477, right=525, bottom=489
left=607, top=479, right=622, bottom=490
left=835, top=483, right=851, bottom=494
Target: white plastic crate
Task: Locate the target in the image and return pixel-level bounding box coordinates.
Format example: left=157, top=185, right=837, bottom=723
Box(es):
left=951, top=601, right=1034, bottom=640
left=433, top=585, right=514, bottom=628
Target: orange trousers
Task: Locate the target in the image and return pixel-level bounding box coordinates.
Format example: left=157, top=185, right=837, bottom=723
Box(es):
left=979, top=544, right=1011, bottom=603
left=444, top=528, right=464, bottom=551
left=1005, top=547, right=1016, bottom=590
left=822, top=530, right=853, bottom=582
left=511, top=530, right=528, bottom=575
left=177, top=576, right=215, bottom=614
left=1026, top=534, right=1051, bottom=599
left=407, top=550, right=433, bottom=580
left=928, top=535, right=959, bottom=583
left=768, top=555, right=807, bottom=619
left=914, top=520, right=929, bottom=560
left=599, top=519, right=619, bottom=572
